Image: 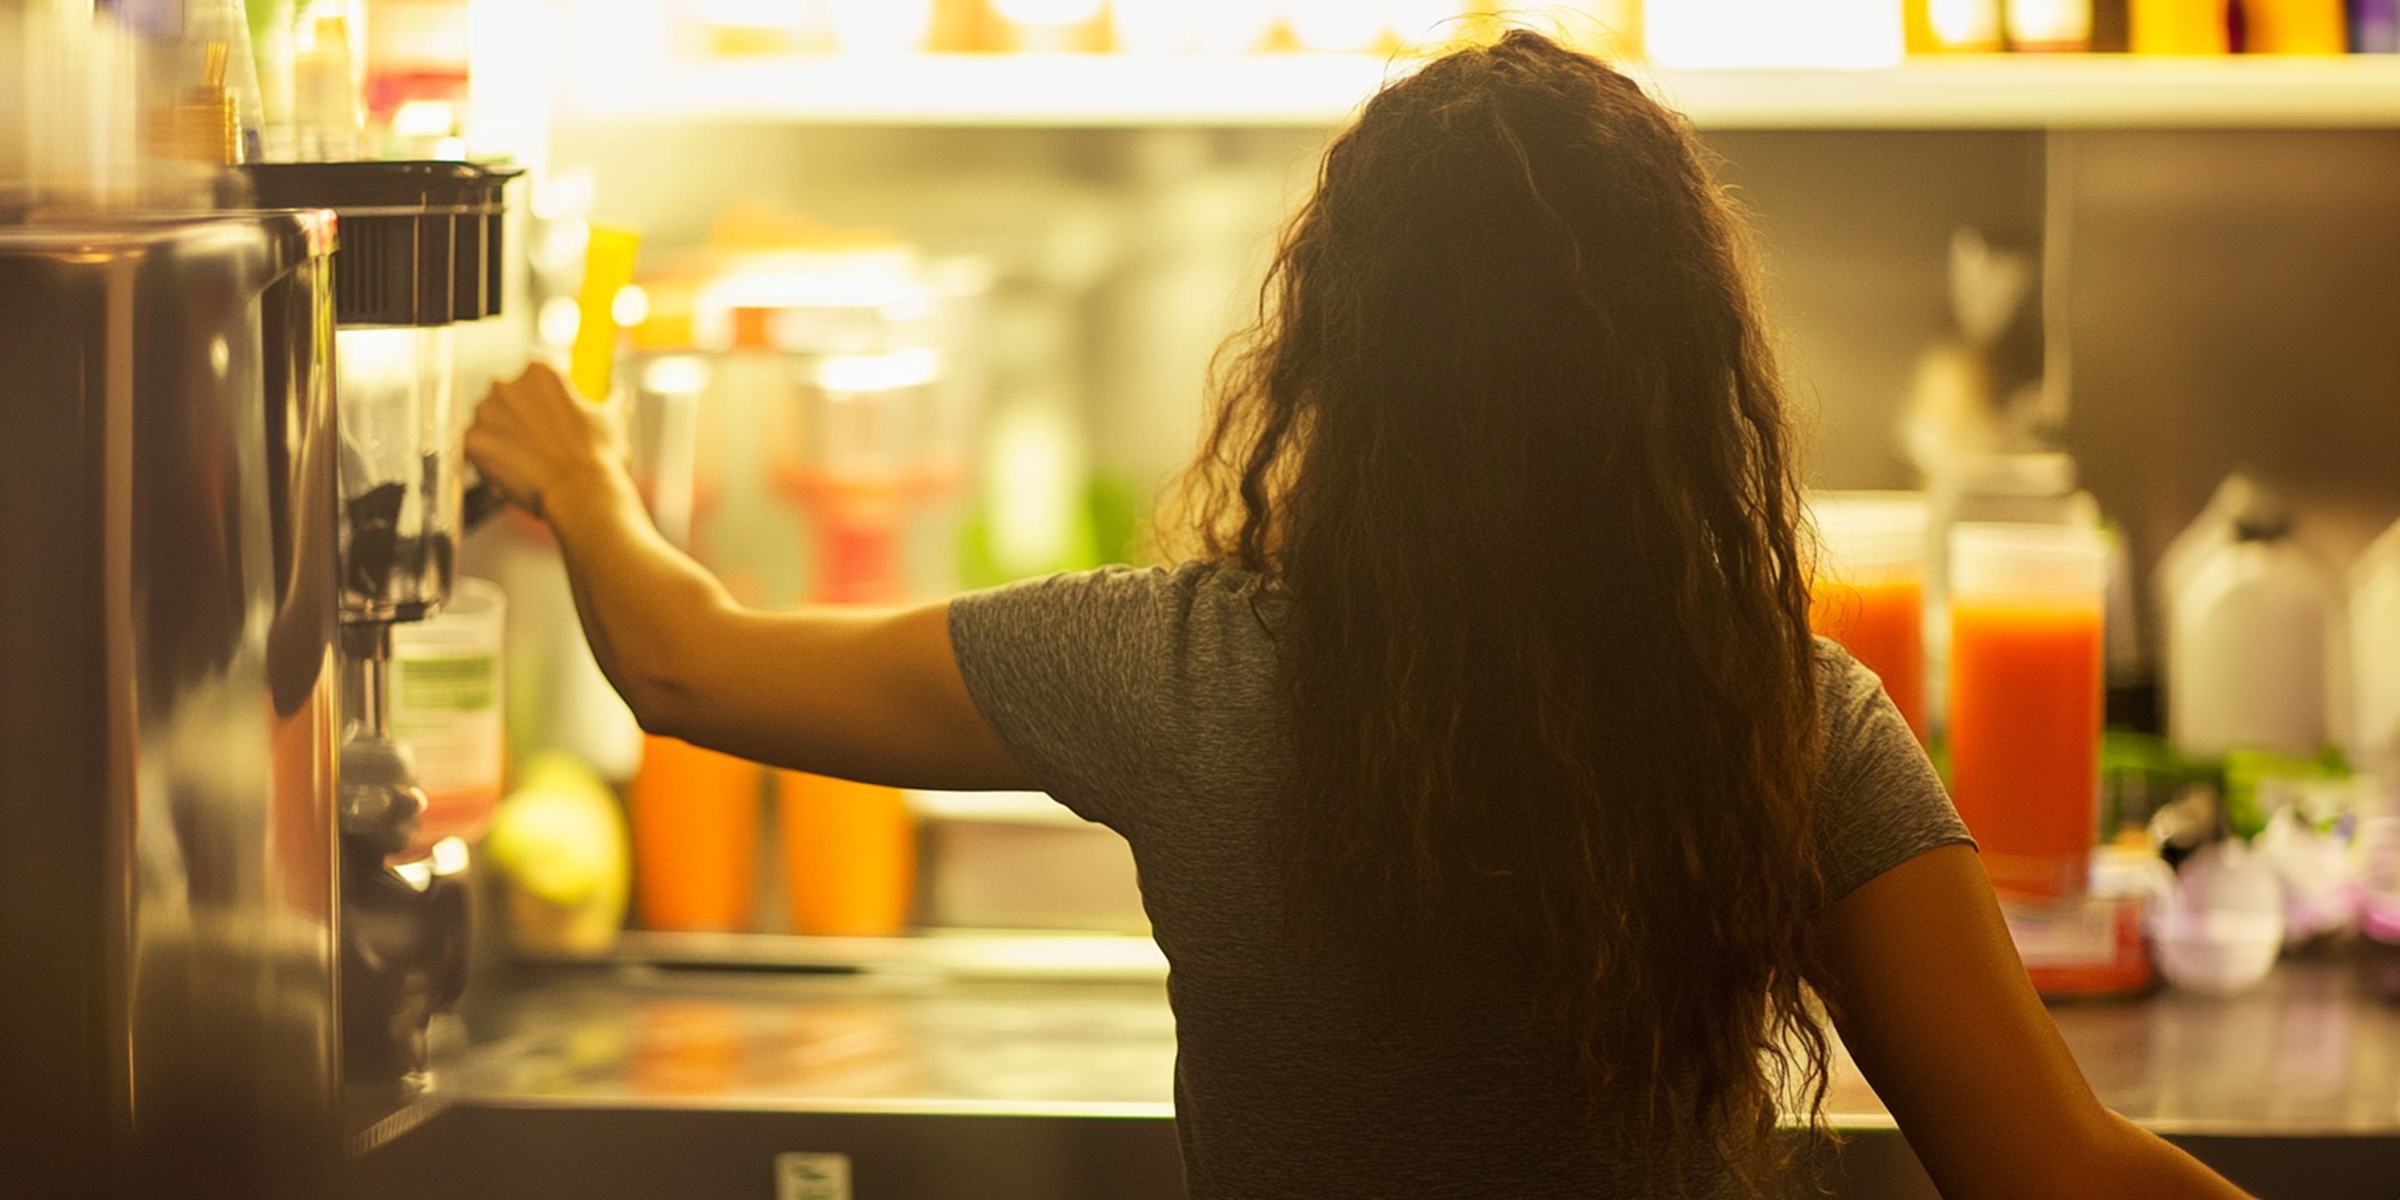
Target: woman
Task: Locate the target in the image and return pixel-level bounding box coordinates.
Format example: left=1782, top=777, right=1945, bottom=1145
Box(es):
left=467, top=31, right=2246, bottom=1200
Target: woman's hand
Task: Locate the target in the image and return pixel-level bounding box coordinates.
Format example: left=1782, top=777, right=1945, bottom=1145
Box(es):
left=459, top=361, right=1030, bottom=793
left=463, top=362, right=627, bottom=521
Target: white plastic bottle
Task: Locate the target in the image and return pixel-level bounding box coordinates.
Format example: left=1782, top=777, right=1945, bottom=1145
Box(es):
left=2350, top=515, right=2400, bottom=766
left=2164, top=475, right=2344, bottom=759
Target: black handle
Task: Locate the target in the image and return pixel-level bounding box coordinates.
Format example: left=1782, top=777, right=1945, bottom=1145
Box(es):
left=462, top=478, right=510, bottom=531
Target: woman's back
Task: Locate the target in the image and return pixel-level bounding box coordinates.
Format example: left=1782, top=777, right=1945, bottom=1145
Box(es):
left=1166, top=29, right=1835, bottom=1189
left=950, top=563, right=1965, bottom=1198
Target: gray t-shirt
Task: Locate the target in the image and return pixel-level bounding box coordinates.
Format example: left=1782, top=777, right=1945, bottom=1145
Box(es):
left=951, top=562, right=1970, bottom=1199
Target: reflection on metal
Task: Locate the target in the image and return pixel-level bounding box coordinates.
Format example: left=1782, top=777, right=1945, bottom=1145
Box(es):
left=452, top=950, right=2400, bottom=1132
left=577, top=929, right=1170, bottom=980
left=0, top=214, right=341, bottom=1198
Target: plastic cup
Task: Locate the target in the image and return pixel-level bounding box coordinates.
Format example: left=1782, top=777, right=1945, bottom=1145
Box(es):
left=1809, top=491, right=1929, bottom=743
left=778, top=770, right=916, bottom=937
left=629, top=735, right=762, bottom=932
left=1947, top=523, right=2109, bottom=901
left=390, top=576, right=506, bottom=854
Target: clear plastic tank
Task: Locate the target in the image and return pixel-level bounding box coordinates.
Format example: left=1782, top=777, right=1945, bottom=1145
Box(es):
left=335, top=323, right=459, bottom=624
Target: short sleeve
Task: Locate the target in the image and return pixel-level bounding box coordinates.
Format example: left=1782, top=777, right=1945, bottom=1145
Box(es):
left=948, top=566, right=1175, bottom=832
left=1812, top=638, right=1975, bottom=903
left=948, top=562, right=1289, bottom=839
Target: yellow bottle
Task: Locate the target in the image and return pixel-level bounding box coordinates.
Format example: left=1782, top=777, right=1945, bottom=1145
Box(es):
left=2243, top=0, right=2348, bottom=52
left=2131, top=0, right=2230, bottom=53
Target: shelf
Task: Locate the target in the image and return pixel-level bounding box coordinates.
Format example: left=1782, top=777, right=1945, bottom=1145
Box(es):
left=1657, top=54, right=2400, bottom=129
left=558, top=51, right=2400, bottom=129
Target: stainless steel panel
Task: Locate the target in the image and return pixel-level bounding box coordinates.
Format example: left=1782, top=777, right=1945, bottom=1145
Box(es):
left=0, top=212, right=341, bottom=1198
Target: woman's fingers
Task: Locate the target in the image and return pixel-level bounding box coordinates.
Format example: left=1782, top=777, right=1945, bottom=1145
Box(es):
left=465, top=362, right=620, bottom=519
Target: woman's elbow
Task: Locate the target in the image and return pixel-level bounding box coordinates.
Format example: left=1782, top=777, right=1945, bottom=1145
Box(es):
left=597, top=596, right=730, bottom=739
left=613, top=663, right=705, bottom=742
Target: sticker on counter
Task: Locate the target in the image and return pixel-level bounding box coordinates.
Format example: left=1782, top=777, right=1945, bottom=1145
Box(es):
left=776, top=1152, right=853, bottom=1200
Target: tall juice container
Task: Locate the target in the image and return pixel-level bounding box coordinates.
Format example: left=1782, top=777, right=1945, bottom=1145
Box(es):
left=1809, top=492, right=1929, bottom=744
left=1947, top=523, right=2108, bottom=901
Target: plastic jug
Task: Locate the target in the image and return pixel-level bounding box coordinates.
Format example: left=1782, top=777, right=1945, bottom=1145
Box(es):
left=2163, top=475, right=2342, bottom=759
left=1947, top=522, right=2110, bottom=901
left=2350, top=515, right=2400, bottom=766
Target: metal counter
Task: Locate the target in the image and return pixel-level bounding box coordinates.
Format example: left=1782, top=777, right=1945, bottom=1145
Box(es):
left=343, top=942, right=2400, bottom=1199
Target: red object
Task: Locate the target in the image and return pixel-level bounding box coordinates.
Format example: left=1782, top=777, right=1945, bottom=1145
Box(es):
left=1948, top=598, right=2104, bottom=901
left=2010, top=893, right=2156, bottom=998
left=1811, top=577, right=1927, bottom=743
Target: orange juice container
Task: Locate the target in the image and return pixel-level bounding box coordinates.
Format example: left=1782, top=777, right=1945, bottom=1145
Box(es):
left=2243, top=0, right=2348, bottom=52
left=1947, top=523, right=2108, bottom=901
left=778, top=770, right=917, bottom=936
left=1809, top=492, right=1930, bottom=744
left=629, top=735, right=762, bottom=932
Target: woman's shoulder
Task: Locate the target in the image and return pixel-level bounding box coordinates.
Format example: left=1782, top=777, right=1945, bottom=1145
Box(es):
left=1807, top=636, right=1974, bottom=901
left=960, top=560, right=1285, bottom=637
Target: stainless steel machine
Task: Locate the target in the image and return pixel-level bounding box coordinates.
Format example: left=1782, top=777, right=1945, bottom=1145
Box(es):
left=0, top=165, right=518, bottom=1200
left=0, top=210, right=346, bottom=1199
left=0, top=1, right=519, bottom=1187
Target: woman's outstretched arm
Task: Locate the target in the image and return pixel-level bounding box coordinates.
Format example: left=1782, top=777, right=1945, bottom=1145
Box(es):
left=464, top=363, right=1035, bottom=793
left=1813, top=844, right=2250, bottom=1200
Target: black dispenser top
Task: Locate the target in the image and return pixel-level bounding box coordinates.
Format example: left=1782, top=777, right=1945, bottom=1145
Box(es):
left=245, top=161, right=522, bottom=327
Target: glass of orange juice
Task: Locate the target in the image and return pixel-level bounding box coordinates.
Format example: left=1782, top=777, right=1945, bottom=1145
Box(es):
left=1947, top=522, right=2108, bottom=901
left=1808, top=492, right=1930, bottom=744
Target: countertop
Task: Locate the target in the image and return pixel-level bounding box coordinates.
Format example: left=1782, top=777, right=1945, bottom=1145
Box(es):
left=447, top=942, right=2400, bottom=1132
left=345, top=941, right=2400, bottom=1200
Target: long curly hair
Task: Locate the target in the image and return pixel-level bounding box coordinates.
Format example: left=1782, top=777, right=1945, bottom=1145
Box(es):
left=1170, top=29, right=1830, bottom=1193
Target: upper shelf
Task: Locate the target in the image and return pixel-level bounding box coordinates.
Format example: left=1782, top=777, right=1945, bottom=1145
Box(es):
left=557, top=52, right=2400, bottom=130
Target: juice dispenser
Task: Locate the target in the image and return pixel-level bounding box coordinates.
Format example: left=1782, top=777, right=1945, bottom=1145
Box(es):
left=649, top=250, right=981, bottom=938
left=763, top=261, right=964, bottom=936
left=624, top=348, right=764, bottom=934
left=245, top=158, right=519, bottom=1097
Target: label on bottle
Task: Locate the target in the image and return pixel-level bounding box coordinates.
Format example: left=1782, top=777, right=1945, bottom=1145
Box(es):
left=391, top=652, right=500, bottom=790
left=775, top=1152, right=853, bottom=1200
left=2005, top=897, right=2119, bottom=967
